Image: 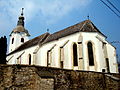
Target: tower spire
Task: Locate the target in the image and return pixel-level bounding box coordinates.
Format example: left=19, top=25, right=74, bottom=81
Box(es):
left=17, top=8, right=25, bottom=27
left=21, top=8, right=24, bottom=16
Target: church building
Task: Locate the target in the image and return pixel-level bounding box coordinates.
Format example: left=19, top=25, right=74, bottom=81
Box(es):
left=7, top=10, right=118, bottom=73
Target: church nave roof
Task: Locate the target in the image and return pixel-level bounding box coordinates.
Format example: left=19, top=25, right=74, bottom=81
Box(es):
left=8, top=20, right=106, bottom=56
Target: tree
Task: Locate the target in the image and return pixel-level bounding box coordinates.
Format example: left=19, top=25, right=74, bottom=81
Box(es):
left=0, top=36, right=7, bottom=64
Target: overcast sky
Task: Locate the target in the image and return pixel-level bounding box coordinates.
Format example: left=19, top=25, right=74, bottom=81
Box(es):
left=0, top=0, right=120, bottom=62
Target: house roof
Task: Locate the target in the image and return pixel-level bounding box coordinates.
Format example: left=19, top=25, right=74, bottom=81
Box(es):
left=42, top=20, right=106, bottom=44
left=7, top=20, right=106, bottom=56
left=8, top=32, right=50, bottom=55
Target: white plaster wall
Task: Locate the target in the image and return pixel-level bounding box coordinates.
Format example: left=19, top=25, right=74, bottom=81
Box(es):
left=106, top=42, right=118, bottom=73
left=36, top=32, right=118, bottom=73
left=82, top=32, right=95, bottom=71
left=81, top=32, right=106, bottom=72
left=7, top=45, right=37, bottom=65
left=96, top=41, right=106, bottom=72
left=9, top=32, right=29, bottom=53
left=7, top=31, right=118, bottom=73
left=37, top=33, right=81, bottom=69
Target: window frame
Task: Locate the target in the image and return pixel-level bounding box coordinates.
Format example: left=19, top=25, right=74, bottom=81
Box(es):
left=73, top=43, right=78, bottom=66
left=87, top=42, right=94, bottom=66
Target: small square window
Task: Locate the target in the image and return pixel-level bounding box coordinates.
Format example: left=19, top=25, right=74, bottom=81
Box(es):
left=21, top=38, right=24, bottom=43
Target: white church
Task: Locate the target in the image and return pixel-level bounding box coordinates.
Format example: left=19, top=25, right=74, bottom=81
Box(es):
left=7, top=10, right=118, bottom=73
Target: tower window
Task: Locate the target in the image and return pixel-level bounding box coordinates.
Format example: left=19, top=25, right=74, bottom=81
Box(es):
left=12, top=38, right=14, bottom=44
left=21, top=38, right=24, bottom=43
left=29, top=54, right=31, bottom=65
left=73, top=43, right=78, bottom=66
left=87, top=42, right=94, bottom=66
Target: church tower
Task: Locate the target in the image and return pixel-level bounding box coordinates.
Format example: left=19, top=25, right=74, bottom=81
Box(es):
left=9, top=8, right=30, bottom=53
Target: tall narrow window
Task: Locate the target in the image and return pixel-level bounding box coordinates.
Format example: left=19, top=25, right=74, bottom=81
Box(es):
left=47, top=50, right=52, bottom=67
left=47, top=51, right=50, bottom=67
left=29, top=54, right=31, bottom=65
left=73, top=43, right=78, bottom=66
left=87, top=42, right=94, bottom=66
left=21, top=38, right=24, bottom=43
left=12, top=38, right=14, bottom=44
left=106, top=58, right=110, bottom=73
left=60, top=47, right=64, bottom=68
left=60, top=61, right=63, bottom=68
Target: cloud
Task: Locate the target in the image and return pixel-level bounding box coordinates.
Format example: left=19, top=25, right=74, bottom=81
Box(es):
left=0, top=0, right=37, bottom=22
left=38, top=0, right=93, bottom=24
left=0, top=0, right=92, bottom=36
left=0, top=0, right=92, bottom=24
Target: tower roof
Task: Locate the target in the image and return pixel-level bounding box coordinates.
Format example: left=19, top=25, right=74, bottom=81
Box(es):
left=10, top=25, right=30, bottom=36
left=17, top=8, right=24, bottom=26
left=10, top=8, right=30, bottom=36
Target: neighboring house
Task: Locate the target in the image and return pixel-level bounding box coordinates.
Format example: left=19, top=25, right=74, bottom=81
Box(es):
left=6, top=11, right=118, bottom=73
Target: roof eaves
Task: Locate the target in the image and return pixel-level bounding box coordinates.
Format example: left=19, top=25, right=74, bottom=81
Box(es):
left=7, top=32, right=50, bottom=56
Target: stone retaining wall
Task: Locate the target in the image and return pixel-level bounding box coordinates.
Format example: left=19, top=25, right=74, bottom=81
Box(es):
left=0, top=65, right=119, bottom=90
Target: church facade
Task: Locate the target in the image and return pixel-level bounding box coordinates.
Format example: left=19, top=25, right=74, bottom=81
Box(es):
left=7, top=12, right=118, bottom=73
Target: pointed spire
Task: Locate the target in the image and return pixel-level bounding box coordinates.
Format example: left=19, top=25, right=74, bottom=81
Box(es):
left=21, top=8, right=24, bottom=16
left=17, top=8, right=25, bottom=27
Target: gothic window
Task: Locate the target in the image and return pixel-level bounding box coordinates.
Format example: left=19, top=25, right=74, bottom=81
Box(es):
left=12, top=38, right=14, bottom=44
left=60, top=47, right=64, bottom=68
left=47, top=50, right=52, bottom=67
left=29, top=54, right=31, bottom=65
left=21, top=38, right=24, bottom=43
left=60, top=61, right=63, bottom=68
left=73, top=43, right=78, bottom=66
left=47, top=51, right=50, bottom=67
left=87, top=42, right=94, bottom=66
left=106, top=58, right=110, bottom=73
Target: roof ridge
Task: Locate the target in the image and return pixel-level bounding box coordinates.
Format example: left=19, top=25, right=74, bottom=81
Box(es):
left=53, top=20, right=89, bottom=35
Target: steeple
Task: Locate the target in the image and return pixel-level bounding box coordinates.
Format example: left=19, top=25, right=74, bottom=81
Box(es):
left=10, top=8, right=30, bottom=36
left=9, top=8, right=30, bottom=53
left=17, top=8, right=24, bottom=27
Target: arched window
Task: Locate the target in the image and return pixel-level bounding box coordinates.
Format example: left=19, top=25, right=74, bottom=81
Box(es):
left=73, top=43, right=78, bottom=66
left=21, top=38, right=24, bottom=43
left=29, top=54, right=31, bottom=65
left=12, top=38, right=14, bottom=44
left=87, top=42, right=94, bottom=66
